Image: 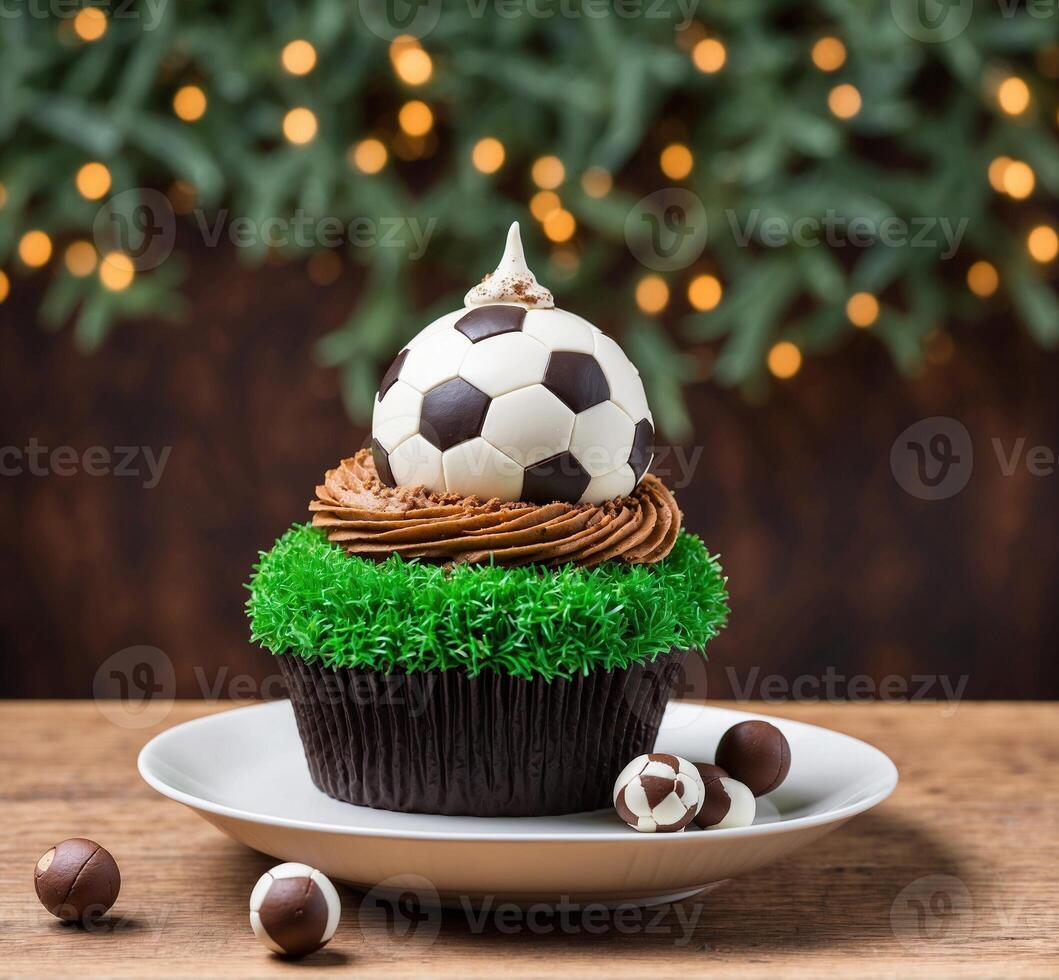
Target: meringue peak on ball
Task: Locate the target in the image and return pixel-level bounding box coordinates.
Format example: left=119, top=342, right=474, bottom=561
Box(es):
left=464, top=222, right=554, bottom=309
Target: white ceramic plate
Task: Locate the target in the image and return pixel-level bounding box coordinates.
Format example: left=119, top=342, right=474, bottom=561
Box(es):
left=139, top=700, right=896, bottom=908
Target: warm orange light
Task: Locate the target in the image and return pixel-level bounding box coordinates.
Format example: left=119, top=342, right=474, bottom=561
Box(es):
left=173, top=85, right=207, bottom=122
left=542, top=208, right=576, bottom=243
left=966, top=261, right=998, bottom=297
left=987, top=156, right=1012, bottom=192
left=471, top=137, right=505, bottom=174
left=393, top=45, right=433, bottom=86
left=398, top=100, right=433, bottom=137
left=997, top=76, right=1030, bottom=116
left=635, top=275, right=669, bottom=314
left=659, top=143, right=693, bottom=180
left=828, top=83, right=861, bottom=119
left=1028, top=225, right=1058, bottom=263
left=73, top=7, right=107, bottom=42
left=846, top=291, right=879, bottom=327
left=1003, top=160, right=1035, bottom=199
left=811, top=37, right=846, bottom=72
left=581, top=166, right=612, bottom=198
left=767, top=341, right=802, bottom=379
left=688, top=274, right=722, bottom=311
left=75, top=161, right=111, bottom=200
left=0, top=182, right=6, bottom=209
left=281, top=39, right=317, bottom=76
left=283, top=107, right=318, bottom=145
left=529, top=190, right=561, bottom=222
left=18, top=230, right=52, bottom=268
left=0, top=269, right=9, bottom=304
left=531, top=156, right=565, bottom=190
left=64, top=241, right=97, bottom=277
left=349, top=138, right=388, bottom=174
left=99, top=251, right=134, bottom=291
left=692, top=38, right=726, bottom=74
left=167, top=180, right=198, bottom=214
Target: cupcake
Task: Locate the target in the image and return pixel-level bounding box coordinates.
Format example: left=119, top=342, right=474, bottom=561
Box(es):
left=248, top=223, right=727, bottom=817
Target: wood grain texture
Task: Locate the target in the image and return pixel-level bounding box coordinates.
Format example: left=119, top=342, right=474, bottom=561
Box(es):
left=1, top=701, right=1056, bottom=978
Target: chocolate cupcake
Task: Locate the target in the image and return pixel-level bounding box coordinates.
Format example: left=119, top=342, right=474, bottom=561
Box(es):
left=248, top=223, right=728, bottom=817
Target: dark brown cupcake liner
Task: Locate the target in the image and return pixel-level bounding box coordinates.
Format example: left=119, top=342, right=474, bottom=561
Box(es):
left=277, top=650, right=688, bottom=817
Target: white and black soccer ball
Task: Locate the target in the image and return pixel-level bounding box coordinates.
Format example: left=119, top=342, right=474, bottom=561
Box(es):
left=371, top=304, right=655, bottom=505
left=612, top=753, right=705, bottom=834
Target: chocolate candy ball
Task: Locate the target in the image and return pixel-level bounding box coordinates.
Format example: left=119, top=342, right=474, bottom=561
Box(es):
left=34, top=838, right=120, bottom=923
left=715, top=720, right=791, bottom=797
left=250, top=863, right=341, bottom=958
left=613, top=753, right=704, bottom=833
left=694, top=775, right=757, bottom=830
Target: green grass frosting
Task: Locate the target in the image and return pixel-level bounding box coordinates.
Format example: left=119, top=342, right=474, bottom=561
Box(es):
left=247, top=524, right=728, bottom=680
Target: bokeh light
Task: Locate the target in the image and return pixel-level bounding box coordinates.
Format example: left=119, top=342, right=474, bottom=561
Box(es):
left=1003, top=160, right=1035, bottom=199
left=391, top=37, right=433, bottom=86
left=75, top=162, right=111, bottom=200
left=828, top=84, right=861, bottom=119
left=987, top=156, right=1012, bottom=192
left=173, top=85, right=207, bottom=122
left=281, top=40, right=317, bottom=76
left=73, top=7, right=107, bottom=42
left=0, top=269, right=9, bottom=304
left=472, top=137, right=505, bottom=174
left=812, top=37, right=846, bottom=72
left=635, top=275, right=669, bottom=314
left=966, top=261, right=998, bottom=297
left=283, top=107, right=318, bottom=145
left=846, top=291, right=879, bottom=327
left=307, top=251, right=342, bottom=286
left=692, top=39, right=726, bottom=73
left=531, top=156, right=565, bottom=190
left=768, top=342, right=802, bottom=378
left=18, top=230, right=52, bottom=268
left=529, top=190, right=561, bottom=222
left=1027, top=225, right=1058, bottom=263
left=99, top=251, right=135, bottom=291
left=659, top=143, right=693, bottom=180
left=350, top=138, right=388, bottom=174
left=688, top=274, right=722, bottom=311
left=581, top=167, right=612, bottom=198
left=997, top=76, right=1030, bottom=116
left=542, top=209, right=576, bottom=243
left=398, top=101, right=433, bottom=137
left=64, top=241, right=97, bottom=277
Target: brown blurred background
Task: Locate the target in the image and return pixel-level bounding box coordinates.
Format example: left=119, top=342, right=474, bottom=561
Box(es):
left=2, top=235, right=1056, bottom=701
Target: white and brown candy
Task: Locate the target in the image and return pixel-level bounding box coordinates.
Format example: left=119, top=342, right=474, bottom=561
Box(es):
left=612, top=753, right=704, bottom=833
left=691, top=763, right=757, bottom=829
left=34, top=837, right=121, bottom=923
left=249, top=863, right=341, bottom=958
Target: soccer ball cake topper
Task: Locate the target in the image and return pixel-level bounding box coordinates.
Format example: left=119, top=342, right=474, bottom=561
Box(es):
left=371, top=222, right=654, bottom=505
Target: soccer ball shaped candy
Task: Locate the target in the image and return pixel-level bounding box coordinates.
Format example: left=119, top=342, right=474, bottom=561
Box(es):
left=371, top=223, right=654, bottom=505
left=612, top=753, right=705, bottom=833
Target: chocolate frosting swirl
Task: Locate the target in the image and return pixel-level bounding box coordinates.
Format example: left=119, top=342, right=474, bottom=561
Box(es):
left=310, top=450, right=682, bottom=567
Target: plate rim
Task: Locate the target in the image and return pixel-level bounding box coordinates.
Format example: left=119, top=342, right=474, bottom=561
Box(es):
left=138, top=700, right=898, bottom=843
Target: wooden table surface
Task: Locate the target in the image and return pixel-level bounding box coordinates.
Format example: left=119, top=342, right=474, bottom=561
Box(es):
left=1, top=701, right=1056, bottom=978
